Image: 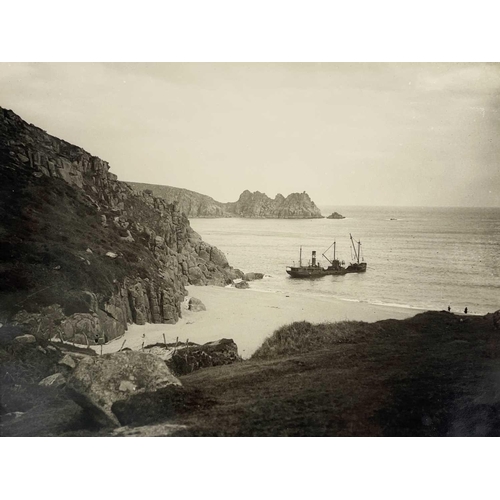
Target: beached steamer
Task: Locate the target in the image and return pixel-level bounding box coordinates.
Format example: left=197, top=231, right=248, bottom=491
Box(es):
left=286, top=241, right=347, bottom=278
left=286, top=235, right=366, bottom=278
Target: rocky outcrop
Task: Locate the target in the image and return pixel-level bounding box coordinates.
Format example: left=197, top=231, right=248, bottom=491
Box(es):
left=66, top=350, right=182, bottom=427
left=226, top=190, right=323, bottom=218
left=244, top=272, right=264, bottom=281
left=129, top=183, right=324, bottom=219
left=159, top=338, right=241, bottom=376
left=0, top=107, right=242, bottom=344
left=327, top=212, right=345, bottom=219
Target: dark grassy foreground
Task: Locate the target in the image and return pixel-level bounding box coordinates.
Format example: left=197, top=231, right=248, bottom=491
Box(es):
left=169, top=311, right=500, bottom=436
left=3, top=310, right=500, bottom=436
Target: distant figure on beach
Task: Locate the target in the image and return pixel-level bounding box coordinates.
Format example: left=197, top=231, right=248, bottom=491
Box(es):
left=448, top=305, right=451, bottom=312
left=464, top=307, right=468, bottom=314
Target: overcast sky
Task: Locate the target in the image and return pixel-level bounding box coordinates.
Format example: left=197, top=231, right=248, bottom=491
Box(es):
left=1, top=62, right=499, bottom=207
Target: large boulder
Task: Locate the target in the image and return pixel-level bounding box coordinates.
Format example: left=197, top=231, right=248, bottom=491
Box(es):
left=66, top=350, right=181, bottom=427
left=13, top=334, right=37, bottom=345
left=167, top=338, right=241, bottom=376
left=188, top=297, right=206, bottom=312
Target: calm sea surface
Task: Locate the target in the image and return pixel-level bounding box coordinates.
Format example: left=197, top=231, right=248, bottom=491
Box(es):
left=190, top=206, right=500, bottom=316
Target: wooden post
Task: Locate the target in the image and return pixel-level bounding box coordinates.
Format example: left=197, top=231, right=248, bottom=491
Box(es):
left=141, top=341, right=144, bottom=351
left=119, top=339, right=126, bottom=352
left=163, top=333, right=167, bottom=346
left=100, top=344, right=103, bottom=356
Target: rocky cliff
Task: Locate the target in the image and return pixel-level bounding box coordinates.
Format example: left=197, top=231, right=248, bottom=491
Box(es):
left=0, top=107, right=243, bottom=345
left=226, top=190, right=323, bottom=218
left=129, top=183, right=324, bottom=219
left=128, top=182, right=227, bottom=218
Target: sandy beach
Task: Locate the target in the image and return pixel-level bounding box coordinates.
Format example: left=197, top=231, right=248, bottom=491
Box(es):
left=89, top=285, right=421, bottom=358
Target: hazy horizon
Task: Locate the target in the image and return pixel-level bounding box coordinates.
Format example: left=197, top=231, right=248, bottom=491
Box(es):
left=1, top=62, right=499, bottom=207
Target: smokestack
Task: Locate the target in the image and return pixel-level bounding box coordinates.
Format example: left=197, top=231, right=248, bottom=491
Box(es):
left=312, top=251, right=316, bottom=266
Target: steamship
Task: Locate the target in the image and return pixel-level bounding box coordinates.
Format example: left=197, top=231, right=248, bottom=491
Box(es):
left=285, top=234, right=367, bottom=278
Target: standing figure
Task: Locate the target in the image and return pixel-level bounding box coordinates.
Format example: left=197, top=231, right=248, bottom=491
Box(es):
left=464, top=307, right=468, bottom=314
left=448, top=305, right=451, bottom=312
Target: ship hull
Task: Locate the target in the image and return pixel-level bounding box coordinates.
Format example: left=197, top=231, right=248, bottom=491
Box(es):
left=286, top=266, right=348, bottom=278
left=345, top=262, right=367, bottom=273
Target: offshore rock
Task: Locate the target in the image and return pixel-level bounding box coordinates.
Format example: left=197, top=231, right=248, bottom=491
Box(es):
left=326, top=212, right=345, bottom=219
left=66, top=350, right=182, bottom=427
left=226, top=190, right=324, bottom=219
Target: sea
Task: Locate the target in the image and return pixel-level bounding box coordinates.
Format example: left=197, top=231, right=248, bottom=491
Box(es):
left=190, top=206, right=500, bottom=316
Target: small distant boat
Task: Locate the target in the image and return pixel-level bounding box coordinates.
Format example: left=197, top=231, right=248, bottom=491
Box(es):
left=286, top=234, right=367, bottom=278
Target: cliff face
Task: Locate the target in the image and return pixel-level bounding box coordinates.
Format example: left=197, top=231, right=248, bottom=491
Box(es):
left=0, top=108, right=242, bottom=345
left=127, top=182, right=227, bottom=218
left=129, top=184, right=324, bottom=219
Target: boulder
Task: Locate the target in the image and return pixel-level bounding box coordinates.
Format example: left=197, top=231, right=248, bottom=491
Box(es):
left=244, top=272, right=264, bottom=281
left=39, top=372, right=66, bottom=388
left=188, top=297, right=206, bottom=312
left=167, top=338, right=241, bottom=376
left=13, top=334, right=37, bottom=345
left=58, top=354, right=76, bottom=370
left=234, top=280, right=249, bottom=289
left=66, top=350, right=182, bottom=427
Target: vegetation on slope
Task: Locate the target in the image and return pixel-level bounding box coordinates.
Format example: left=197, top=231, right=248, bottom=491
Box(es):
left=172, top=311, right=500, bottom=436
left=0, top=168, right=159, bottom=318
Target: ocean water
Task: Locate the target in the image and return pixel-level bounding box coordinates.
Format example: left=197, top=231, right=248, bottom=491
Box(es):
left=190, top=206, right=500, bottom=316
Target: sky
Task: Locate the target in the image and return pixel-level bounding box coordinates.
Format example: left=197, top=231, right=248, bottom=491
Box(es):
left=1, top=62, right=499, bottom=207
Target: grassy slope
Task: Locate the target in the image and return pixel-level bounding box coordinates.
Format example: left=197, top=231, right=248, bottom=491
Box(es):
left=170, top=311, right=500, bottom=436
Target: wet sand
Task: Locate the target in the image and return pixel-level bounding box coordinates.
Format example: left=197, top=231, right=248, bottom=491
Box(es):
left=89, top=285, right=421, bottom=359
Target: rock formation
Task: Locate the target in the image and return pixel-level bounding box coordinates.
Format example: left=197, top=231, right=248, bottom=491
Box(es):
left=128, top=183, right=324, bottom=219
left=144, top=338, right=242, bottom=376
left=226, top=190, right=323, bottom=218
left=327, top=212, right=345, bottom=219
left=0, top=107, right=243, bottom=345
left=66, top=350, right=182, bottom=427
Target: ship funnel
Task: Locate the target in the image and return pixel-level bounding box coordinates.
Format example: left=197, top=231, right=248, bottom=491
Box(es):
left=312, top=251, right=317, bottom=266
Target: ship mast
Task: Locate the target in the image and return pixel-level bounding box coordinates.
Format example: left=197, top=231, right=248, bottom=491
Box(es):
left=350, top=233, right=361, bottom=264
left=322, top=240, right=336, bottom=265
left=299, top=246, right=302, bottom=267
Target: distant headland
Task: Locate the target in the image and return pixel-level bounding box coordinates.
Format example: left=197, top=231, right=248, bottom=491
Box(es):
left=127, top=182, right=324, bottom=219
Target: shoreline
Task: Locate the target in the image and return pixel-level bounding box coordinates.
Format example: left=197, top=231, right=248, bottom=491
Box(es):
left=89, top=285, right=424, bottom=359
